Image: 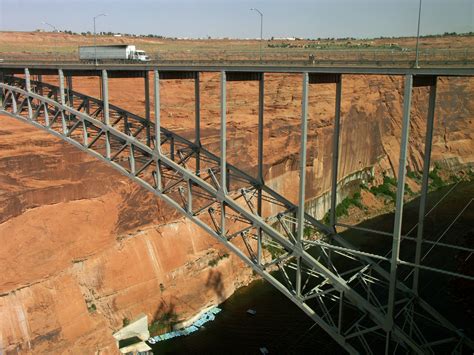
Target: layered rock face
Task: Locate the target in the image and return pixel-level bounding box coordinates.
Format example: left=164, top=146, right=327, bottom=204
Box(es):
left=0, top=73, right=472, bottom=353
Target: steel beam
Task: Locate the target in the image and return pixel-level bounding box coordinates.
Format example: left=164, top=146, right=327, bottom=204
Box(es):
left=154, top=69, right=162, bottom=190
left=101, top=69, right=111, bottom=159
left=195, top=72, right=201, bottom=175
left=296, top=72, right=309, bottom=297
left=1, top=63, right=473, bottom=77
left=257, top=73, right=264, bottom=265
left=412, top=78, right=437, bottom=294
left=386, top=74, right=413, bottom=339
left=0, top=71, right=4, bottom=105
left=220, top=71, right=227, bottom=192
left=330, top=76, right=342, bottom=229
left=58, top=69, right=67, bottom=134
left=220, top=71, right=227, bottom=236
left=24, top=68, right=33, bottom=118
left=66, top=75, right=73, bottom=107
left=144, top=70, right=151, bottom=146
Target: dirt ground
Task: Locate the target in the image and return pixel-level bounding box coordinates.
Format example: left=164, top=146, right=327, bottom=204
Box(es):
left=0, top=31, right=473, bottom=62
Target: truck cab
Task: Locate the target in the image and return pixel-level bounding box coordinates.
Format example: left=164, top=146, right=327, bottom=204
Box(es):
left=134, top=50, right=150, bottom=62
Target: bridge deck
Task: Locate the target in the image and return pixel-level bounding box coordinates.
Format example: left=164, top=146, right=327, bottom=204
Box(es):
left=1, top=63, right=473, bottom=77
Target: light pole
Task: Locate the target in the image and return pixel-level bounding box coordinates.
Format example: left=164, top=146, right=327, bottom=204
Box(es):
left=93, top=13, right=107, bottom=65
left=414, top=0, right=422, bottom=68
left=250, top=8, right=263, bottom=62
left=42, top=21, right=59, bottom=62
left=42, top=21, right=58, bottom=32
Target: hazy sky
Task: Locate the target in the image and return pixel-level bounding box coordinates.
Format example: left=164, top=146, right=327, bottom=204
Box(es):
left=0, top=0, right=472, bottom=39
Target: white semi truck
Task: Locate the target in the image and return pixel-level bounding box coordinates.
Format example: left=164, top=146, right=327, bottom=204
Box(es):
left=79, top=45, right=150, bottom=63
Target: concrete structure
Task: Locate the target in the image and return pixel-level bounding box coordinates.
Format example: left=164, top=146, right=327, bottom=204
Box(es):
left=112, top=313, right=151, bottom=354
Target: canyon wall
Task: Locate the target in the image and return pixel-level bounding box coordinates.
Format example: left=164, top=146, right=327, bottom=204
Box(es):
left=0, top=73, right=472, bottom=353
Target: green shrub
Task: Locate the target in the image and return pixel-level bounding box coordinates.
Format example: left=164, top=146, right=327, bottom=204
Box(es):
left=370, top=181, right=396, bottom=201
left=407, top=170, right=421, bottom=181
left=264, top=243, right=285, bottom=259
left=208, top=252, right=230, bottom=267
left=149, top=310, right=179, bottom=336
left=404, top=183, right=415, bottom=196
left=428, top=165, right=445, bottom=190
left=467, top=169, right=474, bottom=181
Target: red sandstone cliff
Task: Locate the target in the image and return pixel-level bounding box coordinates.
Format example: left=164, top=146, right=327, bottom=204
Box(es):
left=0, top=74, right=472, bottom=353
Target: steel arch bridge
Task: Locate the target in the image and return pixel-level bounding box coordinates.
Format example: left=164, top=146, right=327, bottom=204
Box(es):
left=0, top=64, right=473, bottom=354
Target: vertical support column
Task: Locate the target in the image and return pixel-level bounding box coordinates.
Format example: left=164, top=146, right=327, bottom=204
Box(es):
left=58, top=69, right=67, bottom=134
left=187, top=179, right=193, bottom=214
left=102, top=69, right=111, bottom=159
left=0, top=71, right=4, bottom=107
left=257, top=73, right=265, bottom=184
left=386, top=74, right=413, bottom=338
left=38, top=74, right=43, bottom=96
left=256, top=73, right=265, bottom=265
left=66, top=75, right=73, bottom=107
left=99, top=75, right=103, bottom=101
left=24, top=68, right=33, bottom=119
left=194, top=72, right=201, bottom=175
left=330, top=75, right=342, bottom=229
left=296, top=72, right=309, bottom=297
left=144, top=70, right=151, bottom=147
left=412, top=78, right=437, bottom=294
left=58, top=69, right=66, bottom=105
left=154, top=69, right=162, bottom=191
left=220, top=71, right=227, bottom=237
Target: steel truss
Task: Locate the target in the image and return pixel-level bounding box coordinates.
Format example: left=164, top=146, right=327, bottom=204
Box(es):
left=0, top=67, right=473, bottom=354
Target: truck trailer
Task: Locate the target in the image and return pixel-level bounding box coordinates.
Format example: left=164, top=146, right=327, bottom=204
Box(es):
left=79, top=45, right=150, bottom=63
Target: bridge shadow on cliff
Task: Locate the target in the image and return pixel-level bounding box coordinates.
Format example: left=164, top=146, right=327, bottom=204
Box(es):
left=206, top=269, right=225, bottom=303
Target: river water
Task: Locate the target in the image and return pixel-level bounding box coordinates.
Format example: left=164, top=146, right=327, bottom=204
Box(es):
left=152, top=181, right=473, bottom=354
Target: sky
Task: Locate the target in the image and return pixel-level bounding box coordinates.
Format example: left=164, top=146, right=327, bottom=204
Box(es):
left=0, top=0, right=472, bottom=39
